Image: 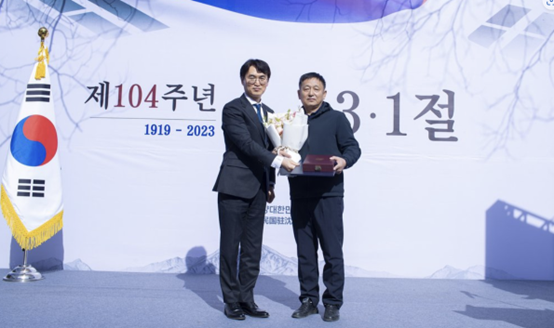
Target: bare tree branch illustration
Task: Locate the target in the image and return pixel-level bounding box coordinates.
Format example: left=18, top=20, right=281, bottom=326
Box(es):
left=0, top=0, right=135, bottom=150
left=354, top=0, right=553, bottom=156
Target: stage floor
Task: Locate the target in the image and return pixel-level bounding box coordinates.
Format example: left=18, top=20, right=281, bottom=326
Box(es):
left=0, top=269, right=553, bottom=328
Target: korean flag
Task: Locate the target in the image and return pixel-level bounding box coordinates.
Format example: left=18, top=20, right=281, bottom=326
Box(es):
left=1, top=44, right=63, bottom=250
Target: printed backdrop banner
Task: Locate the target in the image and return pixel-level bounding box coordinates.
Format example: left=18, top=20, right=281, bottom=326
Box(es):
left=1, top=43, right=63, bottom=250
left=0, top=0, right=553, bottom=280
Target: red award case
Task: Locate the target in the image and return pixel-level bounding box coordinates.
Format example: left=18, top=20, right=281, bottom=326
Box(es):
left=278, top=155, right=336, bottom=177
left=302, top=154, right=334, bottom=173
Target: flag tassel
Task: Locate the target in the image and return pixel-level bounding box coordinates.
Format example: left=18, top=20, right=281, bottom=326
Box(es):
left=35, top=41, right=49, bottom=80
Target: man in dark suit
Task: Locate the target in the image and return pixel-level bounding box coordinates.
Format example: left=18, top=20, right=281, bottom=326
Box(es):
left=213, top=59, right=298, bottom=320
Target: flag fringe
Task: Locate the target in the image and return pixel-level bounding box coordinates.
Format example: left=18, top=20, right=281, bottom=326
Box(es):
left=1, top=185, right=63, bottom=250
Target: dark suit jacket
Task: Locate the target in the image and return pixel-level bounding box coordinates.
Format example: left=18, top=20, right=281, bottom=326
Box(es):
left=213, top=94, right=276, bottom=199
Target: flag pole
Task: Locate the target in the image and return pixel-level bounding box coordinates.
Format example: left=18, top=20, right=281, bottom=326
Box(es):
left=2, top=27, right=50, bottom=283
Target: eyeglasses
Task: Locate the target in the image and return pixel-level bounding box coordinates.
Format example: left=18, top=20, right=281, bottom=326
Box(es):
left=246, top=75, right=268, bottom=85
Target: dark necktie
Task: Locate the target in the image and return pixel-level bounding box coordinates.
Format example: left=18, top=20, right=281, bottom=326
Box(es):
left=254, top=103, right=263, bottom=123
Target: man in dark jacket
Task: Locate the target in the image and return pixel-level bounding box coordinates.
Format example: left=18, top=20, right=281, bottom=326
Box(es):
left=213, top=59, right=298, bottom=320
left=289, top=72, right=361, bottom=322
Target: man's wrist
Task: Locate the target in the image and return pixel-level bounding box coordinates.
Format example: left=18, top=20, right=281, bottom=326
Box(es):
left=271, top=155, right=284, bottom=169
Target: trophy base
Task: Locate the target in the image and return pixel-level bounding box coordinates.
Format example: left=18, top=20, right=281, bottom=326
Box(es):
left=3, top=265, right=44, bottom=282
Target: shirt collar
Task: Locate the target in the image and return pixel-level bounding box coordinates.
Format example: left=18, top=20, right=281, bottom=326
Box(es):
left=244, top=94, right=262, bottom=107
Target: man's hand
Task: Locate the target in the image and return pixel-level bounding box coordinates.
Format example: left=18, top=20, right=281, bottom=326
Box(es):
left=278, top=148, right=292, bottom=158
left=330, top=156, right=346, bottom=174
left=272, top=147, right=292, bottom=158
left=267, top=186, right=275, bottom=203
left=281, top=158, right=299, bottom=172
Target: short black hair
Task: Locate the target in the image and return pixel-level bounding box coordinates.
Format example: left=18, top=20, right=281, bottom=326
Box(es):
left=240, top=59, right=271, bottom=80
left=299, top=72, right=326, bottom=89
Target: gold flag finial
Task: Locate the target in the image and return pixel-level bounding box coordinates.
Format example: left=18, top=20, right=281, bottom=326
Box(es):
left=35, top=27, right=49, bottom=80
left=38, top=27, right=49, bottom=41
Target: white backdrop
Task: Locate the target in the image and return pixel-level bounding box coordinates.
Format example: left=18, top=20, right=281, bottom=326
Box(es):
left=1, top=0, right=553, bottom=279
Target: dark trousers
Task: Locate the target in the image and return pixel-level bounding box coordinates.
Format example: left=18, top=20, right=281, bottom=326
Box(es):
left=291, top=196, right=344, bottom=307
left=218, top=189, right=266, bottom=303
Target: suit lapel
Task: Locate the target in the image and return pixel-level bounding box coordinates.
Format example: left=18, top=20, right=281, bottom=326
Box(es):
left=261, top=104, right=274, bottom=123
left=240, top=95, right=268, bottom=146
